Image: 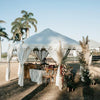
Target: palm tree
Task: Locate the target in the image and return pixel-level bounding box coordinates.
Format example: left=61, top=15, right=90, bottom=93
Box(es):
left=11, top=18, right=25, bottom=41
left=21, top=10, right=37, bottom=38
left=0, top=20, right=9, bottom=61
left=11, top=10, right=37, bottom=42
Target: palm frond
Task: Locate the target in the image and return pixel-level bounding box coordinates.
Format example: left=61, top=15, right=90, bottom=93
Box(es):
left=21, top=17, right=25, bottom=22
left=0, top=20, right=6, bottom=23
left=32, top=23, right=37, bottom=32
left=29, top=13, right=34, bottom=16
left=21, top=10, right=27, bottom=15
left=11, top=25, right=18, bottom=33
left=0, top=28, right=6, bottom=31
left=0, top=31, right=8, bottom=36
left=15, top=17, right=22, bottom=22
left=29, top=18, right=37, bottom=24
left=0, top=31, right=9, bottom=39
left=11, top=21, right=18, bottom=25
left=23, top=23, right=31, bottom=29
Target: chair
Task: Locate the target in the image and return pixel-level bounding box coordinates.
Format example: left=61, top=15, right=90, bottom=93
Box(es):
left=43, top=67, right=53, bottom=83
left=52, top=68, right=58, bottom=82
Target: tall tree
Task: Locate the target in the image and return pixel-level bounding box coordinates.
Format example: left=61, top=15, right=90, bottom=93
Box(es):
left=0, top=20, right=9, bottom=61
left=11, top=18, right=25, bottom=41
left=21, top=10, right=37, bottom=38
left=11, top=10, right=37, bottom=42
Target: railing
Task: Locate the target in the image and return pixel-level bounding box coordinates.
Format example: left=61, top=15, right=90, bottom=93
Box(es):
left=92, top=55, right=100, bottom=61
left=1, top=55, right=100, bottom=63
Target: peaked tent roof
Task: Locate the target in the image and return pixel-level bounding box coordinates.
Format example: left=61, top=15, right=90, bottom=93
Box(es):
left=24, top=28, right=79, bottom=49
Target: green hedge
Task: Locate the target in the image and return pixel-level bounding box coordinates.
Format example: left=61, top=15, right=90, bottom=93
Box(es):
left=1, top=52, right=7, bottom=58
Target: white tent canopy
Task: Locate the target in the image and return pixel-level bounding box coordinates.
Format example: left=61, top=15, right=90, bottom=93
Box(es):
left=6, top=28, right=79, bottom=87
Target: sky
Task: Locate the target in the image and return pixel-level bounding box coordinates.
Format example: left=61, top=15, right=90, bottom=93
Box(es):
left=0, top=0, right=100, bottom=52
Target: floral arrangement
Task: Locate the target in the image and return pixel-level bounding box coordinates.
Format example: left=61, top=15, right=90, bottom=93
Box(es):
left=79, top=36, right=92, bottom=85
left=61, top=64, right=75, bottom=91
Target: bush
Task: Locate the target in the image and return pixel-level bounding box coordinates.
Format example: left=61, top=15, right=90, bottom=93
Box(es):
left=1, top=52, right=7, bottom=58
left=82, top=68, right=91, bottom=86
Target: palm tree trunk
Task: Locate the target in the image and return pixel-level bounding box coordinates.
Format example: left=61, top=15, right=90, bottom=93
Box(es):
left=19, top=33, right=22, bottom=41
left=0, top=37, right=2, bottom=61
left=26, top=28, right=29, bottom=38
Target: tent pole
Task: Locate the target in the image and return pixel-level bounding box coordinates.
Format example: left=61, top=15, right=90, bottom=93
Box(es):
left=18, top=63, right=24, bottom=86
left=6, top=61, right=10, bottom=81
left=18, top=63, right=21, bottom=76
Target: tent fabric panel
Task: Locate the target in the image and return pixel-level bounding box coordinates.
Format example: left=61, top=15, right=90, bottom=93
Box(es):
left=17, top=44, right=32, bottom=86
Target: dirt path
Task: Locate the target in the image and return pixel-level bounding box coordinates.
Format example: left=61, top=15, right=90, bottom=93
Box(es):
left=23, top=83, right=100, bottom=100
left=0, top=62, right=18, bottom=86
left=0, top=79, right=40, bottom=100
left=30, top=83, right=61, bottom=100
left=1, top=63, right=100, bottom=100
left=28, top=83, right=84, bottom=100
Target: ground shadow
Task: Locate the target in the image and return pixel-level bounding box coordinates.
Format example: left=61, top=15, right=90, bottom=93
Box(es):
left=56, top=89, right=70, bottom=100
left=0, top=79, right=36, bottom=100
left=22, top=83, right=48, bottom=100
left=83, top=86, right=94, bottom=100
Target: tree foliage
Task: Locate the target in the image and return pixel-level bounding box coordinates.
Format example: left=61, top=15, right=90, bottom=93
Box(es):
left=0, top=20, right=9, bottom=40
left=11, top=10, right=37, bottom=42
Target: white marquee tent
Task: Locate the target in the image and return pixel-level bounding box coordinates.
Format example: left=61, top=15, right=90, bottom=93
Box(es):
left=6, top=29, right=79, bottom=89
